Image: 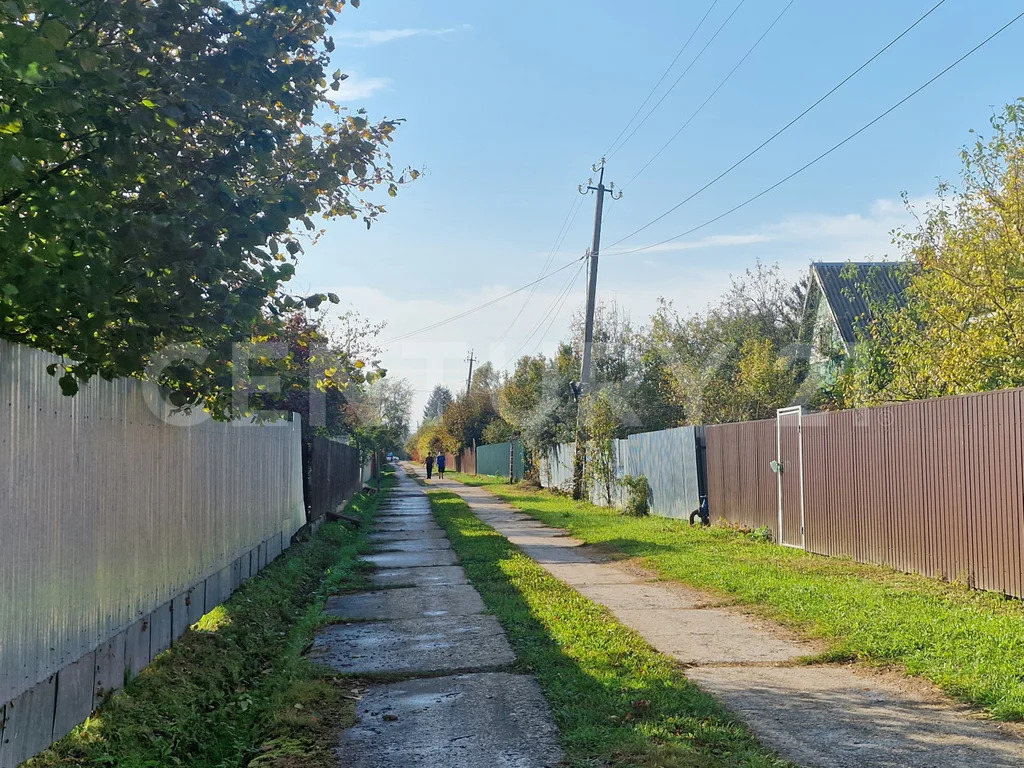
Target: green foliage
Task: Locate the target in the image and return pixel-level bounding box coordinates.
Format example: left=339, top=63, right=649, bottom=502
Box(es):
left=0, top=0, right=414, bottom=413
left=441, top=388, right=499, bottom=451
left=462, top=475, right=1024, bottom=722
left=481, top=416, right=514, bottom=445
left=620, top=474, right=650, bottom=517
left=427, top=489, right=789, bottom=767
left=747, top=525, right=773, bottom=543
left=646, top=263, right=806, bottom=425
left=422, top=384, right=454, bottom=422
left=406, top=417, right=457, bottom=459
left=582, top=388, right=622, bottom=506
left=32, top=468, right=396, bottom=768
left=843, top=101, right=1024, bottom=406
left=347, top=377, right=414, bottom=460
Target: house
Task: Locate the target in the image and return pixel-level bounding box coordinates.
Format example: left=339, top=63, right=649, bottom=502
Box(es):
left=803, top=261, right=911, bottom=380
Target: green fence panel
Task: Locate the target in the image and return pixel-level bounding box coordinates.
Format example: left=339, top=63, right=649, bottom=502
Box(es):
left=475, top=440, right=524, bottom=480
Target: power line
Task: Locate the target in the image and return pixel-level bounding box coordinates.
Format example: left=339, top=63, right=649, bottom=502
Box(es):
left=604, top=8, right=1024, bottom=259
left=622, top=0, right=795, bottom=190
left=379, top=257, right=583, bottom=345
left=533, top=261, right=587, bottom=355
left=503, top=259, right=586, bottom=368
left=495, top=191, right=586, bottom=346
left=607, top=0, right=748, bottom=161
left=602, top=0, right=721, bottom=160
left=605, top=0, right=949, bottom=249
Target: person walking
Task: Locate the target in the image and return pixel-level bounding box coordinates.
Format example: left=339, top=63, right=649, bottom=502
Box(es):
left=436, top=451, right=447, bottom=479
left=425, top=452, right=434, bottom=479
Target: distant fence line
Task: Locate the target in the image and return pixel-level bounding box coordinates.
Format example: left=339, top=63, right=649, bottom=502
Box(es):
left=0, top=340, right=366, bottom=767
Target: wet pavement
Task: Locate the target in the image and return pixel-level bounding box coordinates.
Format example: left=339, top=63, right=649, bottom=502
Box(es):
left=309, top=468, right=562, bottom=768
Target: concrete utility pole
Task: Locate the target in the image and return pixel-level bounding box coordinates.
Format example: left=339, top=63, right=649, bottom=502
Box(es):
left=572, top=160, right=620, bottom=500
left=465, top=349, right=476, bottom=397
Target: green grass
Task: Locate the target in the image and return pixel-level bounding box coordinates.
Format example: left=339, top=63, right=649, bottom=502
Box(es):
left=451, top=472, right=1024, bottom=721
left=29, top=469, right=397, bottom=768
left=426, top=488, right=792, bottom=768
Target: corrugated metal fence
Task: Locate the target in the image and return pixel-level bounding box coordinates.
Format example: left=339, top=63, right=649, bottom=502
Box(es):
left=0, top=340, right=306, bottom=766
left=704, top=389, right=1024, bottom=599
left=539, top=427, right=704, bottom=517
left=705, top=419, right=777, bottom=533
left=474, top=440, right=525, bottom=480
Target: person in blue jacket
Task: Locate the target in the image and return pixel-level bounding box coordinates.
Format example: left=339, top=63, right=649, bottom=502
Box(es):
left=436, top=452, right=447, bottom=479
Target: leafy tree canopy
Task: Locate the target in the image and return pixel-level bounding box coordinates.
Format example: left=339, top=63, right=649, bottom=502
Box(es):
left=0, top=0, right=415, bottom=413
left=843, top=101, right=1024, bottom=406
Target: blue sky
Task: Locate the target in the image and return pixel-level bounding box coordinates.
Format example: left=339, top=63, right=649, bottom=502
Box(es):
left=292, top=0, right=1024, bottom=421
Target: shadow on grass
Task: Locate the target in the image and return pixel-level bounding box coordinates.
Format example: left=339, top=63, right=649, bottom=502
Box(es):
left=426, top=490, right=791, bottom=768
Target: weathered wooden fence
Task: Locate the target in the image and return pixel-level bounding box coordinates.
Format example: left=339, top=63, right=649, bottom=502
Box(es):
left=307, top=436, right=363, bottom=522
left=0, top=340, right=306, bottom=767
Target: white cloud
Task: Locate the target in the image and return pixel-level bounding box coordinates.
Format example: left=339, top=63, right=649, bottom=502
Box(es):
left=332, top=25, right=471, bottom=47
left=334, top=74, right=391, bottom=101
left=605, top=233, right=772, bottom=255
left=606, top=196, right=931, bottom=261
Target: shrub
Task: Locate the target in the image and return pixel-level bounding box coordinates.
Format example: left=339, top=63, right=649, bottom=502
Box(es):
left=747, top=526, right=773, bottom=543
left=620, top=474, right=650, bottom=517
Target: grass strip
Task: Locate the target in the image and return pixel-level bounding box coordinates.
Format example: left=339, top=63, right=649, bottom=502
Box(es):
left=425, top=488, right=791, bottom=768
left=29, top=468, right=396, bottom=768
left=453, top=473, right=1024, bottom=721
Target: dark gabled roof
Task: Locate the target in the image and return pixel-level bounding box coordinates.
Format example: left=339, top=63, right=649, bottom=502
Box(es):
left=811, top=261, right=911, bottom=344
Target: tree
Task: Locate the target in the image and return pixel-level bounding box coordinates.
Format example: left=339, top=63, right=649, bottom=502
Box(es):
left=643, top=263, right=806, bottom=425
left=843, top=102, right=1024, bottom=406
left=441, top=389, right=499, bottom=452
left=348, top=377, right=414, bottom=457
left=583, top=389, right=624, bottom=506
left=423, top=385, right=454, bottom=422
left=470, top=361, right=502, bottom=393
left=0, top=0, right=415, bottom=411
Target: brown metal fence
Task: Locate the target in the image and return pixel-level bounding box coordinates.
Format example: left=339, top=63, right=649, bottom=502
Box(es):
left=705, top=419, right=777, bottom=535
left=307, top=436, right=363, bottom=522
left=706, top=388, right=1024, bottom=598
left=801, top=390, right=1024, bottom=596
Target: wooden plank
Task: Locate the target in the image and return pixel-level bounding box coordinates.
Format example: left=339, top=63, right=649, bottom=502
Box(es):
left=231, top=557, right=242, bottom=592
left=53, top=652, right=95, bottom=742
left=171, top=591, right=190, bottom=642
left=1, top=676, right=57, bottom=768
left=186, top=583, right=207, bottom=626
left=124, top=616, right=152, bottom=681
left=150, top=600, right=174, bottom=657
left=93, top=634, right=126, bottom=706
